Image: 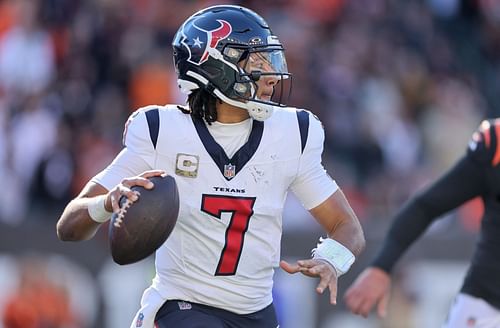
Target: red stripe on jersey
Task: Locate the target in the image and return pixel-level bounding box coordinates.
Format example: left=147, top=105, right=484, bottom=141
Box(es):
left=481, top=120, right=491, bottom=149
left=492, top=123, right=500, bottom=166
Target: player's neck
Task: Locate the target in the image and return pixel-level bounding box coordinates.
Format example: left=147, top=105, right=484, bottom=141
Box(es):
left=216, top=102, right=250, bottom=123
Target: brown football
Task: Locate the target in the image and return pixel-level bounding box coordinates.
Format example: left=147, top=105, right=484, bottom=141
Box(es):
left=108, top=175, right=179, bottom=265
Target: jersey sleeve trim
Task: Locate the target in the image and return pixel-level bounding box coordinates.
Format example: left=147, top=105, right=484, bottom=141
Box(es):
left=296, top=110, right=309, bottom=154
left=145, top=108, right=160, bottom=149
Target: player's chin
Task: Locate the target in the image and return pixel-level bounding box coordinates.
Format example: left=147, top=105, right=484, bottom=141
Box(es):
left=258, top=95, right=272, bottom=101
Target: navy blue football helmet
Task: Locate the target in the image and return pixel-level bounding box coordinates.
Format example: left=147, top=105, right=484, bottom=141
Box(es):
left=172, top=5, right=291, bottom=121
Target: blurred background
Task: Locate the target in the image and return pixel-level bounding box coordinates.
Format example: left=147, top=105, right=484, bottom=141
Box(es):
left=0, top=0, right=495, bottom=327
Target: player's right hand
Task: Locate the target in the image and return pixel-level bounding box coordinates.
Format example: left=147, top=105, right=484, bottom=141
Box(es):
left=343, top=267, right=391, bottom=318
left=106, top=170, right=166, bottom=212
left=280, top=259, right=339, bottom=305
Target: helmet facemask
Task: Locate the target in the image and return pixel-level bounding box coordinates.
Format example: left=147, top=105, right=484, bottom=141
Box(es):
left=228, top=46, right=292, bottom=120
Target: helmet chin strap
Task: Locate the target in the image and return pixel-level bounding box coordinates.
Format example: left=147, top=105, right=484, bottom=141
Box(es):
left=183, top=71, right=275, bottom=121
left=213, top=89, right=274, bottom=121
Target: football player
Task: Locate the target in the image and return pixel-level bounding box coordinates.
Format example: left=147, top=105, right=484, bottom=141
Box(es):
left=345, top=119, right=500, bottom=327
left=56, top=5, right=365, bottom=328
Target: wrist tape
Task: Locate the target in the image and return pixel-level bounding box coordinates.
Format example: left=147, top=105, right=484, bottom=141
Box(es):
left=312, top=237, right=355, bottom=276
left=88, top=195, right=112, bottom=223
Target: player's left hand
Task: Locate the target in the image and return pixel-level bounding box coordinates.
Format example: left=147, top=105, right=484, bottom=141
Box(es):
left=280, top=259, right=338, bottom=304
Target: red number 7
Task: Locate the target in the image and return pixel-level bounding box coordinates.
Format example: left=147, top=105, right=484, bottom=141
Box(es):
left=201, top=194, right=256, bottom=276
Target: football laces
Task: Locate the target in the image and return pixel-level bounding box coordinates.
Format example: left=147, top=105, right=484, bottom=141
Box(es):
left=114, top=198, right=133, bottom=228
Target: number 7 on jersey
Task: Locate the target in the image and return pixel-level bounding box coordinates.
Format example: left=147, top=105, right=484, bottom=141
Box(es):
left=201, top=195, right=256, bottom=276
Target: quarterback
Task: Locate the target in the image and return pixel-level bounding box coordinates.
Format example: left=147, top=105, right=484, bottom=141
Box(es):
left=57, top=5, right=365, bottom=328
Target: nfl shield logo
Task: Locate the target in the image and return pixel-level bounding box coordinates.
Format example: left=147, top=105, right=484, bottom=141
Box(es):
left=224, top=163, right=236, bottom=179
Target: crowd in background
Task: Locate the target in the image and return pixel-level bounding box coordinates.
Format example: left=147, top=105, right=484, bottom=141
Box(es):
left=0, top=0, right=496, bottom=230
left=1, top=0, right=499, bottom=327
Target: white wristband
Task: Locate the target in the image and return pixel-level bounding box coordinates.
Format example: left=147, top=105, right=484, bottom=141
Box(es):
left=87, top=195, right=112, bottom=223
left=312, top=237, right=355, bottom=277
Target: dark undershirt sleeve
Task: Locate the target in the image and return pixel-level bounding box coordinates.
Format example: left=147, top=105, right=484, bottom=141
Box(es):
left=371, top=155, right=487, bottom=273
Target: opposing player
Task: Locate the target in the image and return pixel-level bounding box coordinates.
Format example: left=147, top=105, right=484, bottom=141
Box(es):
left=345, top=119, right=500, bottom=327
left=56, top=5, right=365, bottom=328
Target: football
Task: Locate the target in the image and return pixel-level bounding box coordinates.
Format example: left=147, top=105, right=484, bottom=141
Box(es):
left=108, top=175, right=179, bottom=265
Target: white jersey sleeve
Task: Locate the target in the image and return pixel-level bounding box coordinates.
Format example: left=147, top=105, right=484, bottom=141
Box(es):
left=290, top=111, right=338, bottom=210
left=91, top=107, right=157, bottom=190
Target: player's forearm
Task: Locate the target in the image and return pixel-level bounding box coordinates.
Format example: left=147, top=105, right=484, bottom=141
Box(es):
left=309, top=190, right=365, bottom=277
left=327, top=216, right=365, bottom=257
left=57, top=181, right=112, bottom=241
left=371, top=194, right=443, bottom=273
left=372, top=156, right=484, bottom=273
left=311, top=189, right=366, bottom=257
left=57, top=197, right=104, bottom=241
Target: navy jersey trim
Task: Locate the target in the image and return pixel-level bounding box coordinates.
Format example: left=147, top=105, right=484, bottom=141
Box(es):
left=192, top=116, right=264, bottom=181
left=297, top=110, right=309, bottom=153
left=145, top=108, right=160, bottom=149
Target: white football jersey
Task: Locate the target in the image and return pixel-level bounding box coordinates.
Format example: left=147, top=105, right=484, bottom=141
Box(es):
left=93, top=104, right=338, bottom=315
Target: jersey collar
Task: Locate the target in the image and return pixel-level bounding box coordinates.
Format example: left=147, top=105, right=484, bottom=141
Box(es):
left=192, top=116, right=263, bottom=181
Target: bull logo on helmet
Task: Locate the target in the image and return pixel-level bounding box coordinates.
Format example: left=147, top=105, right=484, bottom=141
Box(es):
left=180, top=19, right=232, bottom=66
